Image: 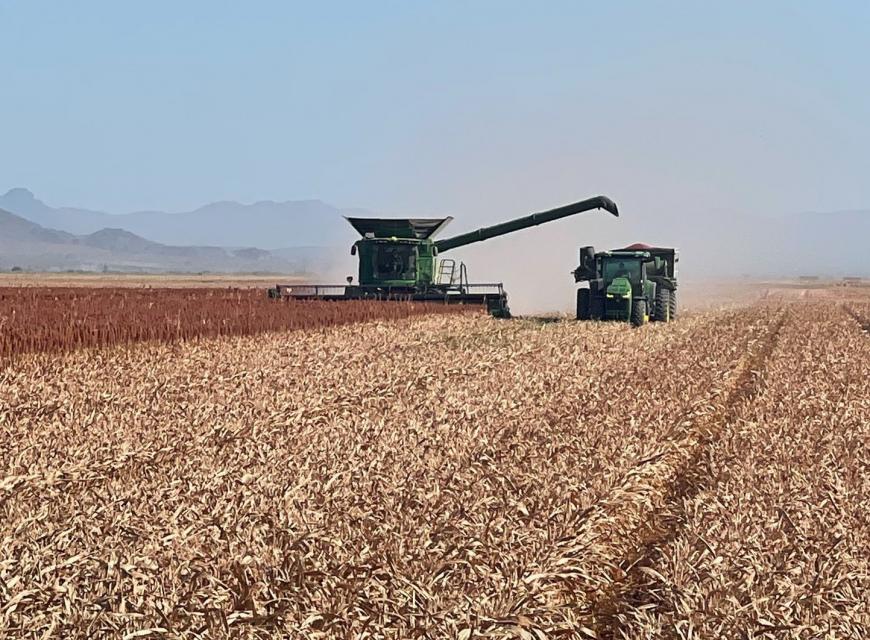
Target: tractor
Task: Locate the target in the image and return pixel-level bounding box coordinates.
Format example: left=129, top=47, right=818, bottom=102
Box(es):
left=574, top=243, right=678, bottom=326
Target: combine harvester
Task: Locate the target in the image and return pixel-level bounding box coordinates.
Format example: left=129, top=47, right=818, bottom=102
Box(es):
left=573, top=243, right=679, bottom=326
left=269, top=196, right=618, bottom=317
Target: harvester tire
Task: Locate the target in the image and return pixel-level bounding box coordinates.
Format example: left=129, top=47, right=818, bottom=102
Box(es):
left=654, top=288, right=671, bottom=322
left=488, top=298, right=511, bottom=319
left=669, top=290, right=678, bottom=319
left=576, top=288, right=591, bottom=320
left=631, top=299, right=647, bottom=327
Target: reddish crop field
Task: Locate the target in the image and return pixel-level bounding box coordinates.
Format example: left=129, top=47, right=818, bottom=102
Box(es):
left=0, top=287, right=473, bottom=358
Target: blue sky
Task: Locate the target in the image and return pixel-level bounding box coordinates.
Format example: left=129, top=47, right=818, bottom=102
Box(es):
left=1, top=1, right=868, bottom=221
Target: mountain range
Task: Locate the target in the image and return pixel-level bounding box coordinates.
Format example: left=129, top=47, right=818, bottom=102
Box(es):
left=0, top=203, right=341, bottom=274
left=0, top=188, right=354, bottom=250
left=0, top=188, right=356, bottom=274
left=0, top=187, right=867, bottom=278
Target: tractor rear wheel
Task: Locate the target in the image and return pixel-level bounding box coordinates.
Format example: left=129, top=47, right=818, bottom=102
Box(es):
left=631, top=299, right=647, bottom=327
left=669, top=290, right=678, bottom=320
left=576, top=288, right=591, bottom=320
left=654, top=288, right=671, bottom=322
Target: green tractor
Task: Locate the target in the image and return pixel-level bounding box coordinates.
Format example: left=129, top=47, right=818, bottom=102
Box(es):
left=573, top=243, right=678, bottom=326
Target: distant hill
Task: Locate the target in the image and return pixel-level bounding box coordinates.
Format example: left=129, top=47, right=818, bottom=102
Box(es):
left=0, top=206, right=334, bottom=273
left=0, top=188, right=355, bottom=250
left=3, top=187, right=866, bottom=280
left=0, top=205, right=76, bottom=244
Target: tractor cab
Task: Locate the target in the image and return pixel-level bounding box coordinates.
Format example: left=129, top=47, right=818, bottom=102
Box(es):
left=599, top=251, right=654, bottom=322
left=602, top=254, right=646, bottom=289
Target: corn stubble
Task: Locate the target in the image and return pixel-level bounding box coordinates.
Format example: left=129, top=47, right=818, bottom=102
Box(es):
left=0, top=294, right=867, bottom=639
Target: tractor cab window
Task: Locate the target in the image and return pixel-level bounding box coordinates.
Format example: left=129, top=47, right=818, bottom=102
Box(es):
left=373, top=244, right=417, bottom=281
left=603, top=259, right=641, bottom=284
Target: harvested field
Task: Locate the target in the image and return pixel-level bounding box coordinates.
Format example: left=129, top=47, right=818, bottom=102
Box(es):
left=844, top=299, right=870, bottom=333
left=0, top=290, right=867, bottom=638
left=0, top=288, right=468, bottom=358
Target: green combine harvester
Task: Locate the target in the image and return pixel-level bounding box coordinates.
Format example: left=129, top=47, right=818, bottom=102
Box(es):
left=270, top=195, right=619, bottom=318
left=573, top=243, right=679, bottom=326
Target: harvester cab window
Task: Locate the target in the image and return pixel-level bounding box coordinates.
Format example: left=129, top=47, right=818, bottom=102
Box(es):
left=374, top=244, right=417, bottom=280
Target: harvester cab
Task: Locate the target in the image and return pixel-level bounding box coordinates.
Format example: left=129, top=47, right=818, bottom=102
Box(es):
left=346, top=217, right=450, bottom=289
left=269, top=195, right=619, bottom=318
left=574, top=243, right=678, bottom=326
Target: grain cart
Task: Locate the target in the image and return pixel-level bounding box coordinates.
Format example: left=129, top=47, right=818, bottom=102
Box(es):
left=574, top=243, right=678, bottom=326
left=269, top=195, right=619, bottom=318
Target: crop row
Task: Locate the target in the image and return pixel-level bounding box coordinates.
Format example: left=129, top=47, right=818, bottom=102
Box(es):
left=611, top=303, right=870, bottom=638
left=0, top=287, right=472, bottom=359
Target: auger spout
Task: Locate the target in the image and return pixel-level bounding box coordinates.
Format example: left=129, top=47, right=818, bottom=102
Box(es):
left=433, top=195, right=618, bottom=253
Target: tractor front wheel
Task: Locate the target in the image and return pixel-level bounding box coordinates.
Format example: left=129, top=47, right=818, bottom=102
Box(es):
left=631, top=299, right=648, bottom=327
left=590, top=293, right=604, bottom=320
left=576, top=288, right=591, bottom=320
left=669, top=290, right=678, bottom=320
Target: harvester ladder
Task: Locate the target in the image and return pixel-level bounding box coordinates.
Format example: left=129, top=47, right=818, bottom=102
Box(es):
left=437, top=259, right=457, bottom=285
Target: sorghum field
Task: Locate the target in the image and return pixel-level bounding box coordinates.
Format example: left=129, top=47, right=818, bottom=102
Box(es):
left=0, top=288, right=465, bottom=358
left=0, top=285, right=867, bottom=639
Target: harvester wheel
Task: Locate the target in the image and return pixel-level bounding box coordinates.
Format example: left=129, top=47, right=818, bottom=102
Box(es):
left=669, top=290, right=678, bottom=320
left=631, top=299, right=647, bottom=327
left=576, top=288, right=591, bottom=320
left=654, top=288, right=671, bottom=322
left=487, top=298, right=511, bottom=319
